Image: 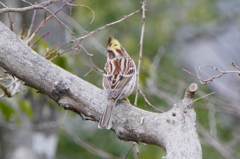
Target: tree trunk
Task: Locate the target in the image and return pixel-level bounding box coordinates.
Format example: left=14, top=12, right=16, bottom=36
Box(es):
left=0, top=21, right=202, bottom=159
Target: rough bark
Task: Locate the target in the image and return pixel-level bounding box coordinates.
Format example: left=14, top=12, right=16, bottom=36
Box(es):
left=0, top=22, right=202, bottom=159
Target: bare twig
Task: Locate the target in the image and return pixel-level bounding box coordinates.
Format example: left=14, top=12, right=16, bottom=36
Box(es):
left=67, top=3, right=95, bottom=24
left=0, top=2, right=8, bottom=8
left=38, top=1, right=74, bottom=35
left=88, top=54, right=104, bottom=74
left=26, top=0, right=75, bottom=44
left=43, top=48, right=50, bottom=57
left=7, top=12, right=13, bottom=31
left=192, top=92, right=215, bottom=103
left=30, top=31, right=50, bottom=48
left=0, top=0, right=61, bottom=14
left=44, top=3, right=141, bottom=59
left=49, top=45, right=99, bottom=79
left=125, top=143, right=136, bottom=159
left=185, top=91, right=215, bottom=109
left=124, top=142, right=141, bottom=159
left=20, top=24, right=26, bottom=40
left=48, top=43, right=102, bottom=74
left=45, top=42, right=70, bottom=59
left=138, top=89, right=163, bottom=112
left=26, top=9, right=37, bottom=41
left=21, top=0, right=97, bottom=74
left=183, top=64, right=240, bottom=85
left=19, top=1, right=99, bottom=77
left=81, top=46, right=103, bottom=76
left=134, top=0, right=146, bottom=106
left=134, top=142, right=141, bottom=159
left=71, top=9, right=141, bottom=43
left=48, top=45, right=80, bottom=60
left=0, top=77, right=12, bottom=80
left=47, top=6, right=141, bottom=71
left=230, top=62, right=240, bottom=70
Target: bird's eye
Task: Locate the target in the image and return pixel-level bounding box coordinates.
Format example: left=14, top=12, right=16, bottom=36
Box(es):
left=115, top=44, right=118, bottom=46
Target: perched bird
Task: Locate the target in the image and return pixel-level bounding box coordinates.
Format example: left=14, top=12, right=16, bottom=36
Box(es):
left=98, top=36, right=136, bottom=129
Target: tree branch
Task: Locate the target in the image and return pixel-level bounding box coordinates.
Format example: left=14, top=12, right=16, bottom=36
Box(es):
left=183, top=64, right=240, bottom=85
left=0, top=22, right=201, bottom=159
left=134, top=0, right=146, bottom=106
left=0, top=0, right=61, bottom=14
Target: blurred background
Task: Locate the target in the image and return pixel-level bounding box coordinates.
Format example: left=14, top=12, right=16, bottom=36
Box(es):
left=0, top=0, right=240, bottom=158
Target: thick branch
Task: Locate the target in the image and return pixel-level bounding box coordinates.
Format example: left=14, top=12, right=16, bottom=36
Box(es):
left=0, top=22, right=201, bottom=159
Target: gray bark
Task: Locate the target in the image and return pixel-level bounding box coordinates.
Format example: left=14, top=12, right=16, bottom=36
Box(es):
left=0, top=21, right=202, bottom=159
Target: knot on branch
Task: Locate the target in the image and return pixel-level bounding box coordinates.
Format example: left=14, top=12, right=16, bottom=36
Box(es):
left=51, top=80, right=70, bottom=101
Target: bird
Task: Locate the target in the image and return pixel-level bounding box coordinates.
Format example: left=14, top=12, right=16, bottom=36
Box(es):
left=98, top=36, right=136, bottom=129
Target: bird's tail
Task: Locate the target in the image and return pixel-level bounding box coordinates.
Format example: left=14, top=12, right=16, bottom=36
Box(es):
left=98, top=99, right=115, bottom=129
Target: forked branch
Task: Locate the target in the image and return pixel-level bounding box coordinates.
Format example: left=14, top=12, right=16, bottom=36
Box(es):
left=183, top=63, right=240, bottom=85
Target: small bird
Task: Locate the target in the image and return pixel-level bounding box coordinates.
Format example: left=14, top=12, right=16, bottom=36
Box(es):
left=98, top=36, right=136, bottom=129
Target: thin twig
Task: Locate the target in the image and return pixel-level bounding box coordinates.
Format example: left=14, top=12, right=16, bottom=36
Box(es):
left=20, top=24, right=26, bottom=40
left=183, top=64, right=240, bottom=85
left=0, top=0, right=61, bottom=14
left=48, top=45, right=80, bottom=61
left=48, top=7, right=141, bottom=69
left=7, top=12, right=13, bottom=31
left=183, top=68, right=199, bottom=79
left=82, top=46, right=103, bottom=76
left=26, top=0, right=95, bottom=72
left=0, top=77, right=12, bottom=80
left=46, top=0, right=99, bottom=72
left=47, top=7, right=141, bottom=62
left=25, top=0, right=75, bottom=44
left=45, top=43, right=70, bottom=59
left=30, top=31, right=50, bottom=48
left=125, top=143, right=136, bottom=159
left=67, top=3, right=95, bottom=24
left=230, top=62, right=240, bottom=70
left=2, top=0, right=82, bottom=56
left=19, top=0, right=92, bottom=74
left=43, top=48, right=50, bottom=57
left=192, top=92, right=215, bottom=103
left=71, top=9, right=141, bottom=43
left=40, top=1, right=74, bottom=35
left=134, top=0, right=146, bottom=106
left=0, top=2, right=8, bottom=8
left=26, top=9, right=37, bottom=41
left=138, top=89, right=163, bottom=112
left=134, top=142, right=141, bottom=159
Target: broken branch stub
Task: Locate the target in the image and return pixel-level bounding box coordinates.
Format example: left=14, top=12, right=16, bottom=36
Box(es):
left=164, top=83, right=201, bottom=159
